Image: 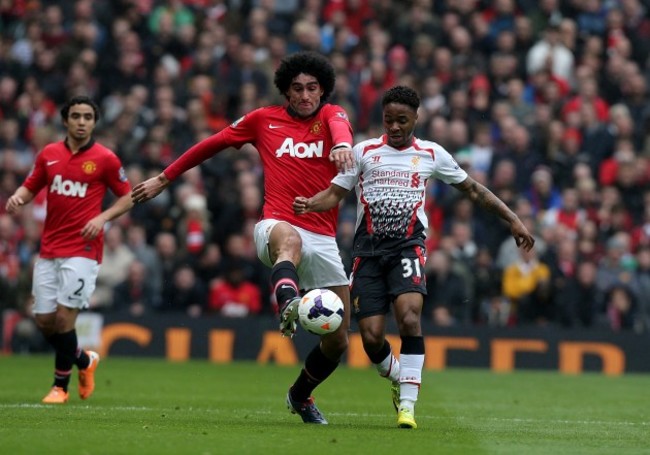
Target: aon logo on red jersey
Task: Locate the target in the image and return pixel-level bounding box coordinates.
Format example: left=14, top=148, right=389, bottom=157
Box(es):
left=275, top=138, right=324, bottom=158
left=50, top=174, right=88, bottom=197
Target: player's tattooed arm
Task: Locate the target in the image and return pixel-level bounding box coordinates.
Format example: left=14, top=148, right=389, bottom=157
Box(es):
left=452, top=176, right=514, bottom=220
left=452, top=176, right=535, bottom=251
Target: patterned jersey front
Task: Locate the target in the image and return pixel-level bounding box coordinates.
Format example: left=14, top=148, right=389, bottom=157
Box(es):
left=333, top=135, right=467, bottom=257
left=22, top=139, right=131, bottom=262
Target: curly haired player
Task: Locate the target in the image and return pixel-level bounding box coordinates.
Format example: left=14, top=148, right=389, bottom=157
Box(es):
left=132, top=51, right=354, bottom=424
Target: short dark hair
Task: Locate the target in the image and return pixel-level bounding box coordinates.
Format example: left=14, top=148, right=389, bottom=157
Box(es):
left=274, top=51, right=336, bottom=102
left=381, top=85, right=420, bottom=111
left=60, top=95, right=100, bottom=122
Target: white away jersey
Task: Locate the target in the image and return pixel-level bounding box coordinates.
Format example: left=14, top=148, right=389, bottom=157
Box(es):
left=333, top=135, right=467, bottom=256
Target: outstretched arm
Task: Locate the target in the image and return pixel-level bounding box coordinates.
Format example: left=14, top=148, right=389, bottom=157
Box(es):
left=132, top=130, right=231, bottom=204
left=293, top=184, right=349, bottom=214
left=452, top=176, right=535, bottom=251
left=132, top=173, right=170, bottom=204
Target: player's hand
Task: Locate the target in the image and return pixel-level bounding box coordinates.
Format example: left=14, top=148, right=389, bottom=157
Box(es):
left=293, top=196, right=311, bottom=215
left=329, top=146, right=353, bottom=172
left=5, top=195, right=25, bottom=214
left=132, top=173, right=170, bottom=204
left=511, top=218, right=535, bottom=252
left=81, top=216, right=105, bottom=240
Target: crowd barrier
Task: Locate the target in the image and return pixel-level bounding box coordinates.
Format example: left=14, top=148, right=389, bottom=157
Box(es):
left=75, top=313, right=650, bottom=375
left=3, top=310, right=648, bottom=375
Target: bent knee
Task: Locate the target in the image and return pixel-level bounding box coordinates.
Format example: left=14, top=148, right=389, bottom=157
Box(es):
left=397, top=312, right=421, bottom=335
left=361, top=332, right=384, bottom=354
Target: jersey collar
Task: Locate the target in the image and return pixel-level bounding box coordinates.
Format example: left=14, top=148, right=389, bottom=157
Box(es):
left=382, top=134, right=415, bottom=151
left=286, top=102, right=325, bottom=119
left=64, top=137, right=95, bottom=153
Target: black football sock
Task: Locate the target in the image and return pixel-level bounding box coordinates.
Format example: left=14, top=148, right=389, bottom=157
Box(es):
left=51, top=331, right=78, bottom=391
left=75, top=345, right=90, bottom=370
left=271, top=261, right=300, bottom=307
left=45, top=334, right=59, bottom=350
left=365, top=339, right=392, bottom=364
left=290, top=345, right=339, bottom=402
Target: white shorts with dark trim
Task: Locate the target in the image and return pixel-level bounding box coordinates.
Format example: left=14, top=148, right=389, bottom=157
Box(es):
left=32, top=257, right=100, bottom=314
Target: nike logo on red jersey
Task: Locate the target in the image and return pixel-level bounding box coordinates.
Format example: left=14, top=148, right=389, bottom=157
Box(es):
left=269, top=124, right=283, bottom=129
left=47, top=160, right=59, bottom=166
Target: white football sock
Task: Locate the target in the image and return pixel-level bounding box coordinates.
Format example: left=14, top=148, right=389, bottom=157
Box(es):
left=375, top=352, right=400, bottom=382
left=399, top=353, right=424, bottom=413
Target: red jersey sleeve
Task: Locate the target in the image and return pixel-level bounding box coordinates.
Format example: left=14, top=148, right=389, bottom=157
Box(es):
left=22, top=150, right=48, bottom=194
left=164, top=111, right=260, bottom=181
left=103, top=153, right=131, bottom=196
left=322, top=104, right=353, bottom=150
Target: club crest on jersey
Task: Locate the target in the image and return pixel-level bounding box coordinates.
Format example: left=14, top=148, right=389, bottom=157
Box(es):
left=309, top=120, right=323, bottom=135
left=411, top=156, right=421, bottom=169
left=82, top=161, right=96, bottom=174
left=275, top=138, right=324, bottom=158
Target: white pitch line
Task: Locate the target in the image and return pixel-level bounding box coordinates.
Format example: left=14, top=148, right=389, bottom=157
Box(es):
left=0, top=403, right=647, bottom=427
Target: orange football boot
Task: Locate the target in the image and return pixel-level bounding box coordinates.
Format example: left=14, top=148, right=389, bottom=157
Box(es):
left=42, top=386, right=69, bottom=404
left=78, top=351, right=100, bottom=400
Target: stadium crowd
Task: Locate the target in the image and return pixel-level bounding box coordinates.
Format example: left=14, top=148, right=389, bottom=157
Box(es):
left=1, top=0, right=650, bottom=334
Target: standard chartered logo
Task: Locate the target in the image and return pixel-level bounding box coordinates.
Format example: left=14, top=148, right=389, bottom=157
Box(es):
left=50, top=174, right=88, bottom=197
left=275, top=138, right=324, bottom=158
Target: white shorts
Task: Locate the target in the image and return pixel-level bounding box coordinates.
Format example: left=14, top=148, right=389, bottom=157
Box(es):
left=254, top=219, right=349, bottom=291
left=32, top=257, right=100, bottom=314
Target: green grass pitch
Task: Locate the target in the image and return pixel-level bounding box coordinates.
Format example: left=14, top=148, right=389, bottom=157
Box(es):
left=0, top=355, right=648, bottom=455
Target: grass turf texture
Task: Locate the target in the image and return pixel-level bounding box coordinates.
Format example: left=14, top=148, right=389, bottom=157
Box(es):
left=0, top=356, right=648, bottom=455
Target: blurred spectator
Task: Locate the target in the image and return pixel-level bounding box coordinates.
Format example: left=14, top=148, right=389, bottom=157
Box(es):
left=112, top=260, right=159, bottom=317
left=208, top=258, right=262, bottom=317
left=541, top=187, right=586, bottom=235
left=177, top=192, right=211, bottom=256
left=604, top=283, right=637, bottom=331
left=471, top=247, right=503, bottom=325
left=526, top=21, right=575, bottom=86
left=556, top=260, right=602, bottom=328
left=92, top=225, right=136, bottom=310
left=502, top=246, right=552, bottom=325
left=162, top=263, right=206, bottom=318
left=0, top=213, right=20, bottom=308
left=424, top=250, right=469, bottom=327
left=152, top=231, right=183, bottom=305
left=631, top=246, right=650, bottom=332
left=496, top=197, right=546, bottom=269
left=543, top=235, right=578, bottom=303
left=125, top=223, right=160, bottom=295
left=596, top=232, right=636, bottom=295
left=525, top=165, right=562, bottom=217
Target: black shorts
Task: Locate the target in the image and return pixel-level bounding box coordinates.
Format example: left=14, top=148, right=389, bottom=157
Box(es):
left=349, top=246, right=427, bottom=321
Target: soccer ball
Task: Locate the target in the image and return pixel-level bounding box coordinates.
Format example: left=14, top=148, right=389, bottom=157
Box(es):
left=298, top=289, right=344, bottom=335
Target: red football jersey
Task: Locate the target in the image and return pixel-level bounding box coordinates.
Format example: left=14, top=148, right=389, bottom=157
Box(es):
left=22, top=139, right=131, bottom=262
left=165, top=104, right=353, bottom=236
